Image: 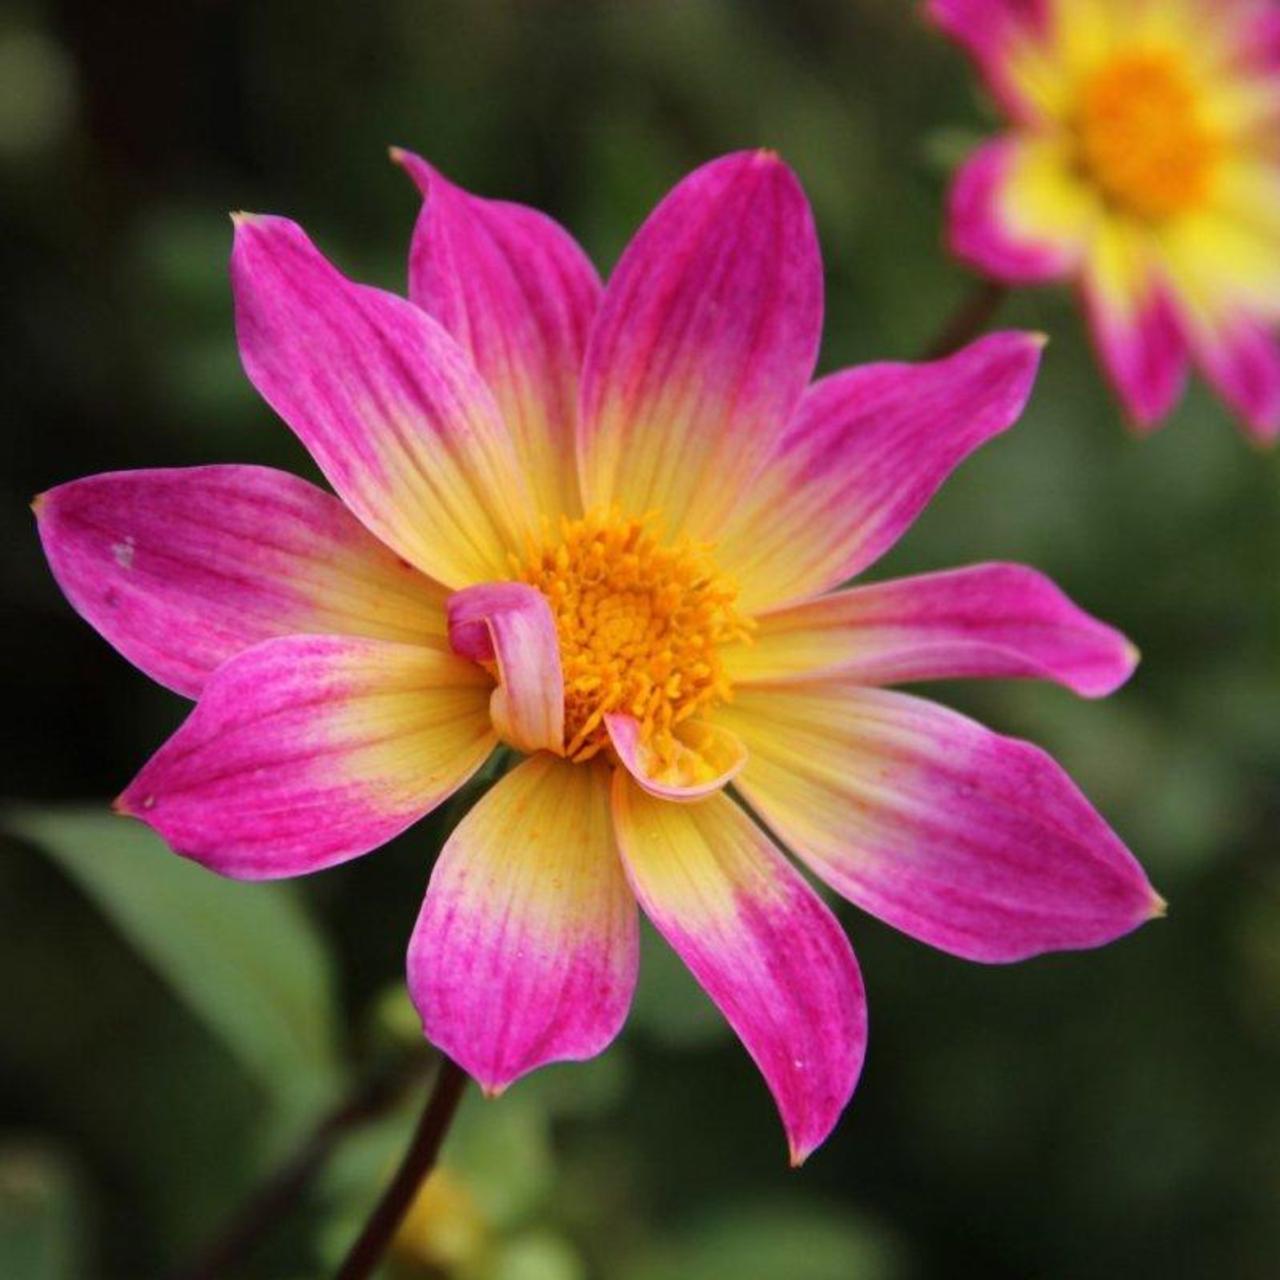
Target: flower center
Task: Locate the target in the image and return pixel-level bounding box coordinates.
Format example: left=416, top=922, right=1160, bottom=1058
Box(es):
left=1076, top=50, right=1218, bottom=221
left=513, top=510, right=751, bottom=764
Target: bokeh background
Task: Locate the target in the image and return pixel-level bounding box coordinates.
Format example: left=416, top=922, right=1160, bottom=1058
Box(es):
left=3, top=1, right=1279, bottom=1277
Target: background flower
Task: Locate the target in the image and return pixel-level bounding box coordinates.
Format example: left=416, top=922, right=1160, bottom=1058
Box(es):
left=931, top=0, right=1280, bottom=440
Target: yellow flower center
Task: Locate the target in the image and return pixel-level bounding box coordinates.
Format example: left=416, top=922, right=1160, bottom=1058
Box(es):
left=513, top=510, right=751, bottom=765
left=1076, top=50, right=1219, bottom=220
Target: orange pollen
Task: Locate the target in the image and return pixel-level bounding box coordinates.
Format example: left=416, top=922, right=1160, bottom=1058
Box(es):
left=512, top=510, right=753, bottom=765
left=1076, top=50, right=1218, bottom=221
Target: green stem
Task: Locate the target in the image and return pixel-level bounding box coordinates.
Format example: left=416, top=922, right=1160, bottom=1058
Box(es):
left=333, top=1057, right=469, bottom=1280
left=169, top=1053, right=429, bottom=1280
left=922, top=280, right=1009, bottom=360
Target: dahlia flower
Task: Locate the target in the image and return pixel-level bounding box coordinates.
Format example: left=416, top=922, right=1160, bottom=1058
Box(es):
left=35, top=149, right=1161, bottom=1162
left=930, top=0, right=1280, bottom=440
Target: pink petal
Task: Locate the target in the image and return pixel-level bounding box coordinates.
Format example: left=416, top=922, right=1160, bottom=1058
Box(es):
left=947, top=138, right=1082, bottom=284
left=395, top=150, right=602, bottom=521
left=409, top=755, right=637, bottom=1093
left=1250, top=7, right=1280, bottom=73
left=577, top=150, right=822, bottom=544
left=726, top=562, right=1138, bottom=697
left=1188, top=312, right=1280, bottom=445
left=1083, top=275, right=1189, bottom=432
left=118, top=635, right=495, bottom=879
left=446, top=582, right=565, bottom=755
left=612, top=774, right=866, bottom=1165
left=1221, top=0, right=1280, bottom=73
left=926, top=0, right=1052, bottom=123
left=722, top=684, right=1164, bottom=964
left=231, top=214, right=538, bottom=588
left=605, top=714, right=747, bottom=801
left=716, top=332, right=1044, bottom=614
left=34, top=465, right=447, bottom=698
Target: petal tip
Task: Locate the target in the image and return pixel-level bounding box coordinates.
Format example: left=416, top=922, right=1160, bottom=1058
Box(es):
left=1082, top=633, right=1141, bottom=698
left=1122, top=405, right=1168, bottom=437
left=1149, top=890, right=1169, bottom=920
left=30, top=491, right=47, bottom=518
left=115, top=778, right=159, bottom=821
left=390, top=145, right=433, bottom=194
left=1243, top=415, right=1280, bottom=450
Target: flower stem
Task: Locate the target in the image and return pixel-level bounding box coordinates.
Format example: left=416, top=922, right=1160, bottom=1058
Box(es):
left=333, top=1056, right=469, bottom=1280
left=168, top=1053, right=430, bottom=1280
left=921, top=280, right=1009, bottom=360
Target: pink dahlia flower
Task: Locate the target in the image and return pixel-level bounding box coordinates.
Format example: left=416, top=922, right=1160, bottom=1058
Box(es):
left=930, top=0, right=1280, bottom=441
left=35, top=150, right=1162, bottom=1162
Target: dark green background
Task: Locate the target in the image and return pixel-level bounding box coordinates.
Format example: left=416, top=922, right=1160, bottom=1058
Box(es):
left=3, top=2, right=1278, bottom=1276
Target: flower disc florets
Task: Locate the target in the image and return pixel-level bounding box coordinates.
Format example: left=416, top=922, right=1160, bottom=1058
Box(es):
left=1076, top=50, right=1218, bottom=221
left=513, top=510, right=752, bottom=765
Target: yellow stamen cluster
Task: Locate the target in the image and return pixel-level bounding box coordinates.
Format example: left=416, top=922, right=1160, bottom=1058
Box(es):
left=514, top=510, right=752, bottom=766
left=1077, top=50, right=1218, bottom=221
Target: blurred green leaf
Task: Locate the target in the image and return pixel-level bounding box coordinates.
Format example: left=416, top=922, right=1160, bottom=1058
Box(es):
left=489, top=1230, right=585, bottom=1280
left=448, top=1093, right=555, bottom=1230
left=918, top=125, right=983, bottom=173
left=626, top=1202, right=901, bottom=1280
left=629, top=922, right=728, bottom=1049
left=6, top=807, right=340, bottom=1112
left=0, top=1144, right=82, bottom=1280
left=516, top=1049, right=630, bottom=1120
left=318, top=1087, right=554, bottom=1247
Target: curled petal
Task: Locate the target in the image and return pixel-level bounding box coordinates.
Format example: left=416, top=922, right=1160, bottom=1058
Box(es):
left=721, top=684, right=1164, bottom=964
left=395, top=150, right=602, bottom=521
left=725, top=562, right=1138, bottom=698
left=231, top=214, right=538, bottom=587
left=612, top=775, right=866, bottom=1164
left=447, top=582, right=565, bottom=755
left=716, top=332, right=1044, bottom=613
left=605, top=714, right=746, bottom=801
left=118, top=636, right=495, bottom=879
left=410, top=755, right=637, bottom=1093
left=34, top=465, right=446, bottom=698
left=578, top=150, right=822, bottom=544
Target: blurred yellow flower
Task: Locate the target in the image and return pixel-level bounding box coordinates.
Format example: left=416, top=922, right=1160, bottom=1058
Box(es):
left=932, top=0, right=1280, bottom=439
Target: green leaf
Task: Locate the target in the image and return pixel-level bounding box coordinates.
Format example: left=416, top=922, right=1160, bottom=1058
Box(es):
left=626, top=1202, right=903, bottom=1280
left=0, top=1144, right=83, bottom=1280
left=489, top=1231, right=585, bottom=1280
left=7, top=806, right=340, bottom=1110
left=448, top=1093, right=554, bottom=1229
left=629, top=922, right=729, bottom=1049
